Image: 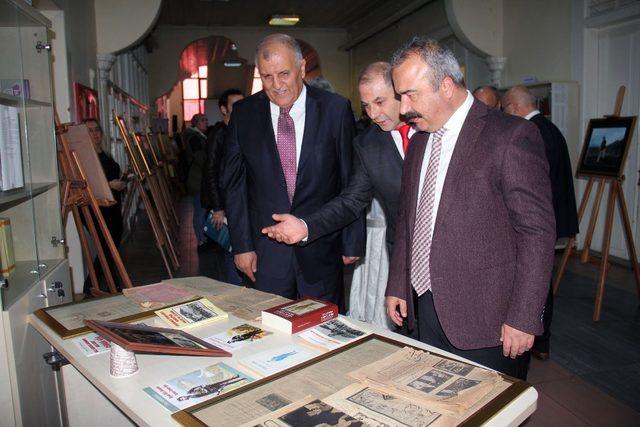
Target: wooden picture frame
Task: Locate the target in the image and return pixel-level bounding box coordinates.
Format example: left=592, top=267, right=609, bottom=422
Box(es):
left=85, top=320, right=231, bottom=357
left=576, top=116, right=637, bottom=178
left=33, top=294, right=200, bottom=339
left=172, top=334, right=528, bottom=427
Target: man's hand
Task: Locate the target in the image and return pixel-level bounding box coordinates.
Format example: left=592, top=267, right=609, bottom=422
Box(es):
left=342, top=256, right=360, bottom=265
left=108, top=179, right=127, bottom=192
left=500, top=324, right=534, bottom=359
left=234, top=251, right=257, bottom=282
left=211, top=210, right=225, bottom=230
left=261, top=214, right=308, bottom=244
left=385, top=296, right=407, bottom=327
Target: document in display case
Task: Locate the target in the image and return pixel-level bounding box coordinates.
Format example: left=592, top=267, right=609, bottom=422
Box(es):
left=172, top=335, right=528, bottom=427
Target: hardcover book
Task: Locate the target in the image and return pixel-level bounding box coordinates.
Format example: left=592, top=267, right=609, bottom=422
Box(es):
left=155, top=298, right=227, bottom=330
left=261, top=297, right=338, bottom=334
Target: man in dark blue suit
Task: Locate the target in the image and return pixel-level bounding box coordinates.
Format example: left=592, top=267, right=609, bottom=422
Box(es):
left=222, top=34, right=364, bottom=306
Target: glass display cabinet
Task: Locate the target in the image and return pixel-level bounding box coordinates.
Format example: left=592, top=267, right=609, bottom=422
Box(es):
left=0, top=1, right=72, bottom=425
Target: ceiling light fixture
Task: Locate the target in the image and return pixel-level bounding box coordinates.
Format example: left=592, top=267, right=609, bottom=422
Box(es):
left=269, top=14, right=300, bottom=26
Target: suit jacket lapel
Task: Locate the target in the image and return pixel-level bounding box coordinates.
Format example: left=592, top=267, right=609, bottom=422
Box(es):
left=379, top=128, right=403, bottom=166
left=297, top=89, right=318, bottom=176
left=434, top=100, right=487, bottom=230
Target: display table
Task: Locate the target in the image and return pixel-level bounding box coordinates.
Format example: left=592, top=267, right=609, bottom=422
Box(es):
left=30, top=277, right=537, bottom=427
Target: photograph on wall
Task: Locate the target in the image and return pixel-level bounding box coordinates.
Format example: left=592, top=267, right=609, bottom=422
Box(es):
left=576, top=116, right=637, bottom=178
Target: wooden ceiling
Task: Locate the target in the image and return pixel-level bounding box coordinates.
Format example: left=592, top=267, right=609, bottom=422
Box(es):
left=157, top=0, right=390, bottom=28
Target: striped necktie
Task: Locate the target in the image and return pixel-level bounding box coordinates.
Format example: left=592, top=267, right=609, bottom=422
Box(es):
left=411, top=128, right=446, bottom=296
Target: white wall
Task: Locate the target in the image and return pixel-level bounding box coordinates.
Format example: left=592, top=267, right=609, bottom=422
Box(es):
left=94, top=0, right=161, bottom=55
left=502, top=0, right=573, bottom=86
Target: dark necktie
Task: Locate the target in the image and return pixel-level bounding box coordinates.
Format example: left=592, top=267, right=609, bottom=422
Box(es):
left=277, top=106, right=297, bottom=203
left=396, top=124, right=411, bottom=154
left=411, top=128, right=446, bottom=296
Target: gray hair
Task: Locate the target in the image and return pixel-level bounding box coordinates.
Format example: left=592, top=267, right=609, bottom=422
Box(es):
left=502, top=85, right=537, bottom=108
left=308, top=77, right=335, bottom=93
left=390, top=37, right=465, bottom=90
left=358, top=61, right=392, bottom=87
left=255, top=33, right=303, bottom=65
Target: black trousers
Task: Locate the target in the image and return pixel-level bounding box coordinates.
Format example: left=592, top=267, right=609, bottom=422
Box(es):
left=417, top=290, right=530, bottom=380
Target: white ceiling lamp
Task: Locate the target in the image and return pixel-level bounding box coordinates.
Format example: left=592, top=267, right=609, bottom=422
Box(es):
left=269, top=14, right=300, bottom=26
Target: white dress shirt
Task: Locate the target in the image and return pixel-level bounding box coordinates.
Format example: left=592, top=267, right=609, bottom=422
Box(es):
left=390, top=127, right=416, bottom=159
left=416, top=91, right=475, bottom=239
left=524, top=109, right=541, bottom=121
left=269, top=85, right=307, bottom=167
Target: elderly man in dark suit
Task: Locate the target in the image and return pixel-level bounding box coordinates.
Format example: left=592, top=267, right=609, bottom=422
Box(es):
left=385, top=37, right=556, bottom=380
left=502, top=85, right=579, bottom=360
left=222, top=34, right=364, bottom=306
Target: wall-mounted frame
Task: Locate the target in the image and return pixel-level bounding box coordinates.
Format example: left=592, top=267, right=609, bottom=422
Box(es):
left=576, top=116, right=637, bottom=178
left=73, top=82, right=99, bottom=124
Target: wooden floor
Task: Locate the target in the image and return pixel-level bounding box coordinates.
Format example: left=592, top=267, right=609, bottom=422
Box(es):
left=118, top=196, right=640, bottom=426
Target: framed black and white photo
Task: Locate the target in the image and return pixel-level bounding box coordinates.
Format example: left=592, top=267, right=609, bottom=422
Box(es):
left=576, top=116, right=637, bottom=178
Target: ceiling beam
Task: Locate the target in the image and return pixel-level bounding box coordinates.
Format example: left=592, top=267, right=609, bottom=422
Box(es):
left=340, top=0, right=433, bottom=50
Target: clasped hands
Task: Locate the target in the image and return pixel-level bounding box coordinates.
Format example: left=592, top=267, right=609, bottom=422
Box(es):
left=385, top=296, right=534, bottom=359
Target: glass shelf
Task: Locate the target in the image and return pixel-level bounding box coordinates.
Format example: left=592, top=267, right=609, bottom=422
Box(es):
left=0, top=258, right=65, bottom=310
left=0, top=92, right=52, bottom=108
left=0, top=182, right=56, bottom=212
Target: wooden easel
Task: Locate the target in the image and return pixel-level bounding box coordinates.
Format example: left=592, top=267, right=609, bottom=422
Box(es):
left=139, top=131, right=180, bottom=233
left=113, top=111, right=179, bottom=276
left=55, top=114, right=133, bottom=295
left=553, top=86, right=640, bottom=321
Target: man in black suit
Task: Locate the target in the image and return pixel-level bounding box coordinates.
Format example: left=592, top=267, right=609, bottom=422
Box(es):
left=222, top=34, right=364, bottom=306
left=261, top=62, right=426, bottom=255
left=502, top=85, right=579, bottom=360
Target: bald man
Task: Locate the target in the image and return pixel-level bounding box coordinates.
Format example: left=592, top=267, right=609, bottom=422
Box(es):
left=473, top=85, right=501, bottom=109
left=502, top=85, right=579, bottom=360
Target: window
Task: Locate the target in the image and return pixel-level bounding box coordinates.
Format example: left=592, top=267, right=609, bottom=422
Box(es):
left=183, top=66, right=208, bottom=121
left=251, top=66, right=263, bottom=94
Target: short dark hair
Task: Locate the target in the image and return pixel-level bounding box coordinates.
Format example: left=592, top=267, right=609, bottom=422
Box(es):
left=82, top=117, right=102, bottom=132
left=218, top=88, right=243, bottom=109
left=190, top=113, right=207, bottom=126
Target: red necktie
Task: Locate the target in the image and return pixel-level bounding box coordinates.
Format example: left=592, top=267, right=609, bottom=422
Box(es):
left=396, top=124, right=411, bottom=154
left=277, top=106, right=297, bottom=203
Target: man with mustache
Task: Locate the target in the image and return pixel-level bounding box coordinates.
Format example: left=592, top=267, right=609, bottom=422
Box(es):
left=386, top=37, right=555, bottom=379
left=222, top=34, right=364, bottom=307
left=261, top=62, right=427, bottom=328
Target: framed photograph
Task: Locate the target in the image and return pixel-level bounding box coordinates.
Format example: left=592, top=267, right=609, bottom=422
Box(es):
left=84, top=320, right=231, bottom=357
left=73, top=82, right=99, bottom=124
left=576, top=116, right=637, bottom=178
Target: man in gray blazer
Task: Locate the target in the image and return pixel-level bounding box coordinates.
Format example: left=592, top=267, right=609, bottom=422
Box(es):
left=385, top=37, right=556, bottom=380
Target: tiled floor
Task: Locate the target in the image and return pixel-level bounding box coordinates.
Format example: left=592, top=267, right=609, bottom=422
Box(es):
left=119, top=196, right=640, bottom=426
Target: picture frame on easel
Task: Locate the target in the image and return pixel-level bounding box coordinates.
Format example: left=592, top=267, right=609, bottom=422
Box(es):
left=576, top=116, right=637, bottom=178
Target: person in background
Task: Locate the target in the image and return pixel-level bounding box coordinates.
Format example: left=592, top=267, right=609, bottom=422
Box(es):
left=307, top=76, right=335, bottom=93
left=473, top=85, right=501, bottom=109
left=201, top=88, right=244, bottom=284
left=183, top=113, right=209, bottom=250
left=83, top=118, right=126, bottom=296
left=385, top=37, right=555, bottom=380
left=501, top=85, right=579, bottom=361
left=222, top=33, right=365, bottom=306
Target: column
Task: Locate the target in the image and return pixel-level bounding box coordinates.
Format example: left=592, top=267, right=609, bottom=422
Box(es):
left=486, top=56, right=507, bottom=88
left=97, top=53, right=116, bottom=151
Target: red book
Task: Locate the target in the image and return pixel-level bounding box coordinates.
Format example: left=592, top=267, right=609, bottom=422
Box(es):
left=261, top=297, right=338, bottom=334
